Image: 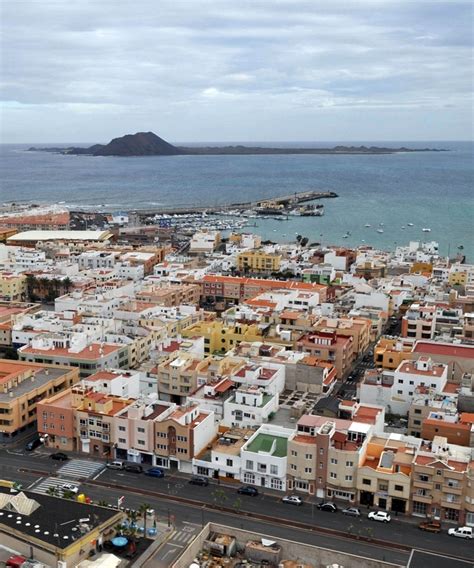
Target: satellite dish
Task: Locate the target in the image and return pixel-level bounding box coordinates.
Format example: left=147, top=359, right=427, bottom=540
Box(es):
left=261, top=538, right=276, bottom=547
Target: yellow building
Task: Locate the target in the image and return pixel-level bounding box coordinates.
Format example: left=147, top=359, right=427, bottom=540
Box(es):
left=449, top=270, right=468, bottom=287
left=410, top=262, right=432, bottom=274
left=0, top=272, right=27, bottom=301
left=182, top=320, right=264, bottom=355
left=374, top=337, right=412, bottom=369
left=237, top=250, right=282, bottom=273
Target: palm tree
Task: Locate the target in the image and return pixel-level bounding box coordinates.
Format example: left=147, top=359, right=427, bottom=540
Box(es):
left=211, top=488, right=228, bottom=509
left=63, top=277, right=72, bottom=293
left=26, top=274, right=37, bottom=301
left=139, top=503, right=151, bottom=538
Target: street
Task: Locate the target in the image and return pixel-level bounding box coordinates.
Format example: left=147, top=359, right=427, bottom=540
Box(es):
left=1, top=448, right=472, bottom=567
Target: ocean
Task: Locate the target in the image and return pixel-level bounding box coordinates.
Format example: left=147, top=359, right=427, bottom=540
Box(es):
left=1, top=141, right=472, bottom=261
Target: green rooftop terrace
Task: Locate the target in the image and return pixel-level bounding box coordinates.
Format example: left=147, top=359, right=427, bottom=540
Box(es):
left=246, top=433, right=288, bottom=457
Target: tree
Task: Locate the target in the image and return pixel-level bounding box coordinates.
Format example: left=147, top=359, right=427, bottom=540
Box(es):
left=62, top=490, right=75, bottom=500
left=211, top=488, right=228, bottom=509
left=46, top=486, right=59, bottom=497
left=139, top=503, right=151, bottom=538
left=232, top=497, right=242, bottom=514
left=63, top=277, right=72, bottom=293
left=26, top=274, right=37, bottom=301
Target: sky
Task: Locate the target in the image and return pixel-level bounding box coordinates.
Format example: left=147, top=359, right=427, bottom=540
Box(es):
left=1, top=0, right=472, bottom=143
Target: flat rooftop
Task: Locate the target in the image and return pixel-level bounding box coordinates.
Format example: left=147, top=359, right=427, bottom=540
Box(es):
left=0, top=486, right=121, bottom=550
left=246, top=433, right=288, bottom=457
left=0, top=362, right=70, bottom=403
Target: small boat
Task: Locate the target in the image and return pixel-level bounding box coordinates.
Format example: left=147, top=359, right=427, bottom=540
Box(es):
left=377, top=229, right=384, bottom=233
left=342, top=232, right=350, bottom=239
left=422, top=228, right=431, bottom=232
left=407, top=223, right=414, bottom=226
left=379, top=222, right=384, bottom=226
left=365, top=224, right=371, bottom=228
left=401, top=226, right=406, bottom=229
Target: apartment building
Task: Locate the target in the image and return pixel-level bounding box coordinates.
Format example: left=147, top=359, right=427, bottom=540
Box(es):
left=19, top=334, right=129, bottom=377
left=236, top=250, right=282, bottom=274
left=401, top=303, right=435, bottom=340
left=157, top=351, right=204, bottom=402
left=313, top=316, right=371, bottom=359
left=0, top=272, right=27, bottom=301
left=296, top=330, right=353, bottom=379
left=357, top=435, right=421, bottom=514
left=359, top=357, right=448, bottom=416
left=189, top=231, right=221, bottom=254
left=421, top=411, right=473, bottom=447
left=152, top=403, right=217, bottom=473
left=136, top=283, right=201, bottom=306
left=199, top=275, right=327, bottom=306
left=374, top=337, right=412, bottom=370
left=407, top=385, right=458, bottom=438
left=0, top=359, right=79, bottom=443
left=182, top=320, right=264, bottom=355
left=410, top=436, right=473, bottom=525
left=411, top=341, right=474, bottom=380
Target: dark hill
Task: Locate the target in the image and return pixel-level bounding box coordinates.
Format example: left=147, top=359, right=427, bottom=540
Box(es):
left=93, top=131, right=181, bottom=156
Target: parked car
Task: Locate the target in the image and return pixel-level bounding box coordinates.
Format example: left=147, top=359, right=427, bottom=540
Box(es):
left=368, top=511, right=391, bottom=523
left=237, top=486, right=259, bottom=496
left=418, top=520, right=441, bottom=533
left=342, top=507, right=361, bottom=517
left=189, top=475, right=209, bottom=486
left=144, top=467, right=165, bottom=478
left=317, top=502, right=338, bottom=512
left=282, top=495, right=303, bottom=506
left=106, top=460, right=125, bottom=470
left=124, top=463, right=143, bottom=473
left=448, top=526, right=472, bottom=539
left=25, top=438, right=42, bottom=452
left=49, top=452, right=69, bottom=461
left=61, top=483, right=79, bottom=494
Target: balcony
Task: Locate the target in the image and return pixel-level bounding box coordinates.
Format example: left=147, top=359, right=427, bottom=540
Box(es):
left=412, top=494, right=432, bottom=504
left=441, top=499, right=461, bottom=509
left=413, top=479, right=432, bottom=489
left=443, top=485, right=462, bottom=495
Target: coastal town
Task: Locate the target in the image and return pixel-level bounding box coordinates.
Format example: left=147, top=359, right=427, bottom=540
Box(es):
left=0, top=201, right=472, bottom=567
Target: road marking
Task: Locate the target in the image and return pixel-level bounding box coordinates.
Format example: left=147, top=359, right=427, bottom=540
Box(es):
left=27, top=477, right=43, bottom=489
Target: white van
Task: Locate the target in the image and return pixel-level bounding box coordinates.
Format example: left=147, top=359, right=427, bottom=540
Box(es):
left=448, top=526, right=473, bottom=539
left=106, top=460, right=125, bottom=470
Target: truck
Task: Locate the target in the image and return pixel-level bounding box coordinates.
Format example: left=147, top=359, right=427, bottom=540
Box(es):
left=418, top=520, right=441, bottom=533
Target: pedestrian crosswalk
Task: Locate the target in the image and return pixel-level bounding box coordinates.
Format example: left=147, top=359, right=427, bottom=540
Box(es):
left=57, top=459, right=105, bottom=479
left=30, top=477, right=72, bottom=496
left=169, top=525, right=199, bottom=546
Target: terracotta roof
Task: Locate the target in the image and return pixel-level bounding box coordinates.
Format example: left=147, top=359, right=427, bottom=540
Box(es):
left=413, top=341, right=474, bottom=359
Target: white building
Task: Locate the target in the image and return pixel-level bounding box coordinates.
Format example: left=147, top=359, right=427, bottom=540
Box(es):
left=189, top=231, right=221, bottom=254
left=240, top=424, right=294, bottom=492
left=223, top=386, right=279, bottom=428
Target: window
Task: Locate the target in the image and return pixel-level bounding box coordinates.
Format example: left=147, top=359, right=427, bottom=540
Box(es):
left=330, top=458, right=338, bottom=464
left=319, top=462, right=323, bottom=469
left=118, top=426, right=126, bottom=432
left=177, top=435, right=188, bottom=442
left=319, top=448, right=324, bottom=455
left=414, top=409, right=422, bottom=414
left=419, top=474, right=429, bottom=482
left=243, top=472, right=255, bottom=484
left=257, top=463, right=267, bottom=473
left=304, top=467, right=312, bottom=473
left=246, top=460, right=253, bottom=470
left=413, top=501, right=427, bottom=515
left=291, top=450, right=297, bottom=457
left=362, top=478, right=371, bottom=486
left=436, top=469, right=442, bottom=476
left=394, top=484, right=403, bottom=492
left=330, top=472, right=337, bottom=479
left=346, top=461, right=354, bottom=467
left=226, top=459, right=233, bottom=466
left=397, top=390, right=403, bottom=395
left=270, top=478, right=282, bottom=490
left=137, top=439, right=145, bottom=446
left=435, top=483, right=441, bottom=490
left=137, top=427, right=145, bottom=433
left=305, top=453, right=312, bottom=459
left=445, top=508, right=459, bottom=522
left=270, top=465, right=278, bottom=475
left=345, top=475, right=353, bottom=481
left=379, top=483, right=388, bottom=491
left=118, top=438, right=126, bottom=443
left=290, top=464, right=297, bottom=471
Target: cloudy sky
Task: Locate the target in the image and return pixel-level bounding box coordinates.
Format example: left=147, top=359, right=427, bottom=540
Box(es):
left=1, top=0, right=472, bottom=143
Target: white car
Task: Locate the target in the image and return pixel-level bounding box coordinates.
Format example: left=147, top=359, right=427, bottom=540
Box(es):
left=368, top=510, right=391, bottom=523
left=448, top=526, right=472, bottom=539
left=281, top=495, right=303, bottom=506
left=61, top=483, right=79, bottom=494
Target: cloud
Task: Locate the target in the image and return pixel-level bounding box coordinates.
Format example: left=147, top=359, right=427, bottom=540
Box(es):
left=0, top=0, right=472, bottom=141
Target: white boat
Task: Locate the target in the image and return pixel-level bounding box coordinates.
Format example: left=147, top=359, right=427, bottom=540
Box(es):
left=379, top=222, right=384, bottom=226
left=377, top=229, right=384, bottom=233
left=422, top=228, right=431, bottom=232
left=407, top=223, right=414, bottom=227
left=401, top=226, right=406, bottom=229
left=365, top=224, right=371, bottom=228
